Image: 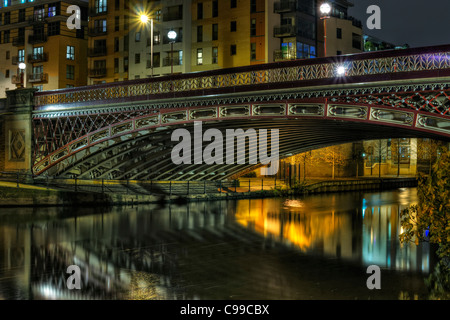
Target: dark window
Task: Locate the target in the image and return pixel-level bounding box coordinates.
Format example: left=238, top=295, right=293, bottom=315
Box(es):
left=115, top=0, right=120, bottom=10
left=76, top=27, right=85, bottom=39
left=4, top=30, right=10, bottom=43
left=336, top=28, right=342, bottom=39
left=114, top=37, right=119, bottom=52
left=115, top=16, right=119, bottom=31
left=250, top=19, right=256, bottom=36
left=124, top=15, right=129, bottom=30
left=47, top=22, right=60, bottom=36
left=135, top=53, right=140, bottom=64
left=231, top=0, right=237, bottom=8
left=230, top=44, right=236, bottom=55
left=337, top=50, right=342, bottom=55
left=251, top=42, right=256, bottom=60
left=66, top=65, right=75, bottom=79
left=114, top=58, right=119, bottom=73
left=197, top=25, right=203, bottom=42
left=197, top=3, right=203, bottom=20
left=212, top=47, right=218, bottom=64
left=5, top=12, right=10, bottom=24
left=230, top=21, right=236, bottom=32
left=212, top=0, right=218, bottom=17
left=212, top=23, right=218, bottom=40
left=251, top=0, right=257, bottom=13
left=18, top=9, right=25, bottom=22
left=153, top=52, right=160, bottom=68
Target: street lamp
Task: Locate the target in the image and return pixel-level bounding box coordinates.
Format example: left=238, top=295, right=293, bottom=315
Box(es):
left=320, top=2, right=331, bottom=57
left=167, top=29, right=177, bottom=75
left=18, top=62, right=26, bottom=88
left=139, top=14, right=154, bottom=77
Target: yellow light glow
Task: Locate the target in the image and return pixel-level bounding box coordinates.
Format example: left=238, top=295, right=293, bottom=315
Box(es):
left=140, top=14, right=149, bottom=24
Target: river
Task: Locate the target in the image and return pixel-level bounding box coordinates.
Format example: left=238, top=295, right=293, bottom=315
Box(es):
left=0, top=187, right=437, bottom=300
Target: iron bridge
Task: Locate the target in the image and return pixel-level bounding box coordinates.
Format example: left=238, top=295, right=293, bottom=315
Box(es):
left=32, top=44, right=450, bottom=180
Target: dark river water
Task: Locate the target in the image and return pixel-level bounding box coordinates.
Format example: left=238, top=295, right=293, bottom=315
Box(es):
left=0, top=188, right=440, bottom=300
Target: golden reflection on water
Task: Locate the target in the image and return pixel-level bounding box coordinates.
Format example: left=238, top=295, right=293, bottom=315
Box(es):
left=233, top=189, right=429, bottom=273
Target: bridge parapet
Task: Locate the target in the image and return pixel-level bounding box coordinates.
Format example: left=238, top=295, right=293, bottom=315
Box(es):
left=34, top=45, right=450, bottom=111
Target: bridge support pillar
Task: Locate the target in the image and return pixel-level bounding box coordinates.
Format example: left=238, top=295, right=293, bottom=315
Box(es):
left=0, top=88, right=37, bottom=176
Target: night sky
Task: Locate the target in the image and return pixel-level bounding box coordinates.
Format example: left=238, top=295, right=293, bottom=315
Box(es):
left=347, top=0, right=450, bottom=48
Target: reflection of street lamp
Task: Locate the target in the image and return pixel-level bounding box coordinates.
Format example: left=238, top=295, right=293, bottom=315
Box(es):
left=320, top=2, right=331, bottom=57
left=167, top=29, right=177, bottom=75
left=18, top=62, right=26, bottom=88
left=140, top=14, right=154, bottom=77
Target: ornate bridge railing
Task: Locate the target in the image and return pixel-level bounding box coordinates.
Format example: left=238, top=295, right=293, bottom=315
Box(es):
left=34, top=45, right=450, bottom=109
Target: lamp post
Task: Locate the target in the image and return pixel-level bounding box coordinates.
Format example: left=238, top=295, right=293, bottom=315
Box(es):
left=18, top=62, right=26, bottom=88
left=140, top=14, right=154, bottom=77
left=167, top=29, right=177, bottom=75
left=320, top=2, right=331, bottom=57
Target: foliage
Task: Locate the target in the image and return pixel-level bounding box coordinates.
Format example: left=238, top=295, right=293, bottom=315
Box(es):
left=416, top=139, right=444, bottom=175
left=318, top=145, right=347, bottom=179
left=425, top=259, right=450, bottom=300
left=399, top=151, right=450, bottom=260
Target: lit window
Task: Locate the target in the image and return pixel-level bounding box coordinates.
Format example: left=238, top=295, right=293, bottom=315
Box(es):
left=197, top=48, right=203, bottom=65
left=66, top=46, right=75, bottom=60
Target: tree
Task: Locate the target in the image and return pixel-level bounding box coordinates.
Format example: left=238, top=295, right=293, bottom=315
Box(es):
left=417, top=138, right=444, bottom=175
left=399, top=151, right=450, bottom=259
left=319, top=145, right=346, bottom=179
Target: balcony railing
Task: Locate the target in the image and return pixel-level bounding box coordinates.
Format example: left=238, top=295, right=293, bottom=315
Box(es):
left=274, top=0, right=296, bottom=13
left=88, top=28, right=107, bottom=37
left=89, top=7, right=108, bottom=16
left=12, top=37, right=25, bottom=46
left=11, top=74, right=23, bottom=85
left=88, top=48, right=107, bottom=57
left=28, top=15, right=46, bottom=24
left=29, top=34, right=48, bottom=44
left=273, top=25, right=296, bottom=37
left=89, top=68, right=107, bottom=78
left=29, top=73, right=48, bottom=83
left=11, top=56, right=23, bottom=65
left=162, top=57, right=181, bottom=67
left=28, top=52, right=48, bottom=63
left=273, top=49, right=296, bottom=62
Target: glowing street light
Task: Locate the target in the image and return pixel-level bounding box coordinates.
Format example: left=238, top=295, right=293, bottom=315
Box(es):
left=168, top=29, right=177, bottom=75
left=139, top=14, right=154, bottom=77
left=337, top=65, right=346, bottom=76
left=18, top=62, right=26, bottom=88
left=320, top=2, right=331, bottom=57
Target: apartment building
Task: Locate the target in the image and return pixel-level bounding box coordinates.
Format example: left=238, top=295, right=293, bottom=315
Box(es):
left=317, top=0, right=363, bottom=57
left=128, top=0, right=318, bottom=79
left=128, top=0, right=193, bottom=79
left=0, top=0, right=88, bottom=97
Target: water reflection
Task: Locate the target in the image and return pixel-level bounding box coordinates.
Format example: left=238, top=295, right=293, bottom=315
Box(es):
left=0, top=189, right=435, bottom=300
left=235, top=188, right=430, bottom=274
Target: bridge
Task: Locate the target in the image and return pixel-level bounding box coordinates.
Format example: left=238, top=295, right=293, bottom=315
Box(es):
left=2, top=44, right=450, bottom=181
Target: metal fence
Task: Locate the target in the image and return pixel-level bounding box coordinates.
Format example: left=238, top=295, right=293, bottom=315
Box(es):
left=0, top=172, right=286, bottom=196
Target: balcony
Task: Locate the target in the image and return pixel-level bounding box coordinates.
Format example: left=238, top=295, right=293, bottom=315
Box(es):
left=28, top=15, right=46, bottom=24
left=273, top=25, right=296, bottom=37
left=274, top=0, right=296, bottom=13
left=29, top=34, right=48, bottom=44
left=12, top=37, right=25, bottom=47
left=88, top=28, right=107, bottom=37
left=11, top=74, right=23, bottom=85
left=273, top=49, right=296, bottom=62
left=28, top=73, right=48, bottom=83
left=11, top=56, right=23, bottom=65
left=89, top=7, right=108, bottom=17
left=28, top=52, right=48, bottom=63
left=162, top=57, right=181, bottom=67
left=89, top=68, right=107, bottom=78
left=88, top=48, right=107, bottom=57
